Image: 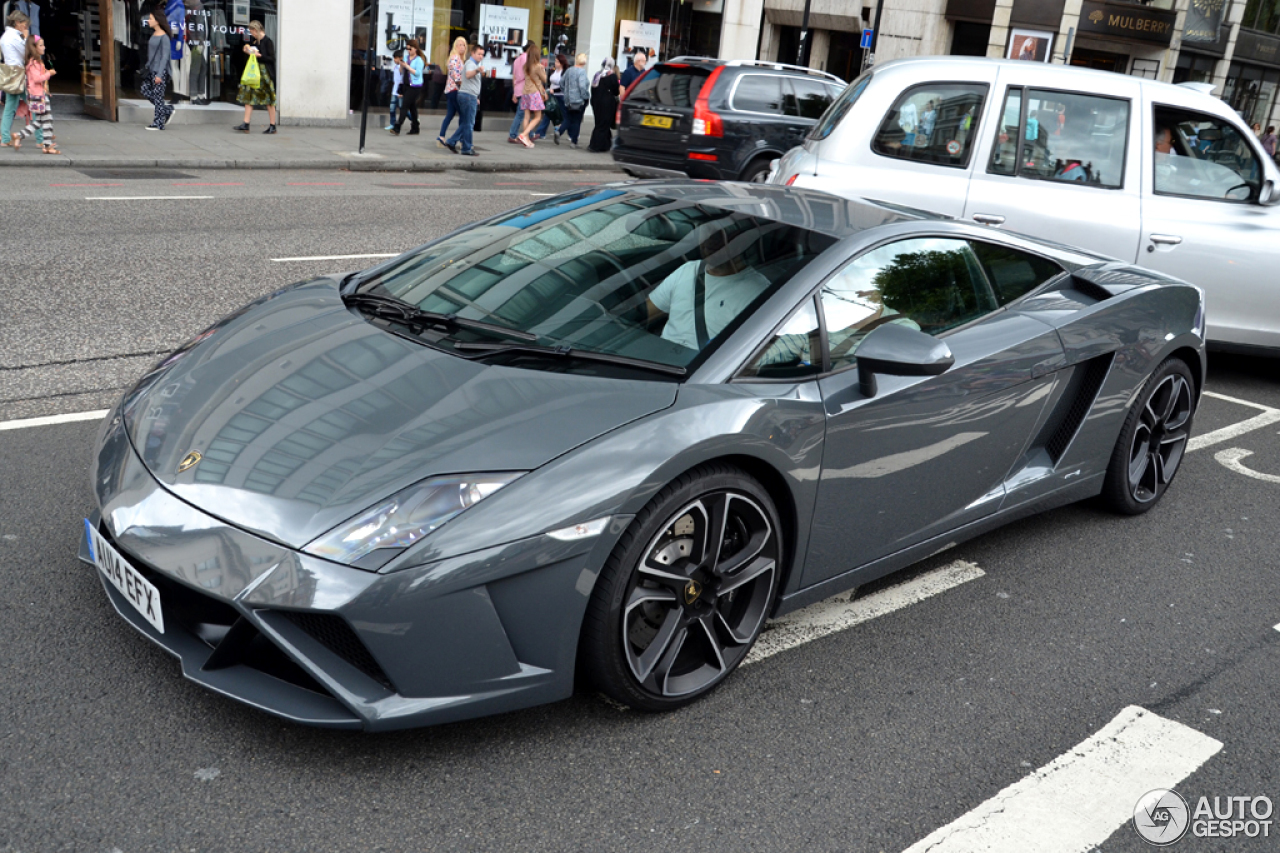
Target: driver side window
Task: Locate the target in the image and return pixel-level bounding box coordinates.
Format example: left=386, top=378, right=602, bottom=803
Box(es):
left=821, top=238, right=997, bottom=372
left=1152, top=106, right=1261, bottom=202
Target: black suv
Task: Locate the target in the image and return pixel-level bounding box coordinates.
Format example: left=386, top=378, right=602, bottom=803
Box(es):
left=612, top=58, right=847, bottom=183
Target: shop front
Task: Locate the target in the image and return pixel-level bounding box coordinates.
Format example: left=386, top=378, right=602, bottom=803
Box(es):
left=1224, top=30, right=1280, bottom=128
left=1069, top=0, right=1175, bottom=77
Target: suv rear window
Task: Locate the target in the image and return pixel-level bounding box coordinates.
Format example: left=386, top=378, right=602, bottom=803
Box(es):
left=626, top=64, right=711, bottom=108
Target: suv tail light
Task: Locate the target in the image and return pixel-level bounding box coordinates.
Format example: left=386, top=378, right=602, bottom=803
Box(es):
left=692, top=66, right=726, bottom=137
left=617, top=68, right=650, bottom=126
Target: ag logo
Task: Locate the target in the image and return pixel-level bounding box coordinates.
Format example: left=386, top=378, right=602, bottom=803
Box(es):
left=1134, top=788, right=1190, bottom=845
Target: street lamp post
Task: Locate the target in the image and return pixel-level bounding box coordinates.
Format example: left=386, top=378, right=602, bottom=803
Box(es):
left=797, top=0, right=813, bottom=67
left=358, top=0, right=381, bottom=154
left=867, top=0, right=886, bottom=70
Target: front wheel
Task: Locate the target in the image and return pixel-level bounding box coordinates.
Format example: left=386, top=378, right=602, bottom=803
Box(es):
left=579, top=466, right=781, bottom=711
left=1101, top=358, right=1195, bottom=514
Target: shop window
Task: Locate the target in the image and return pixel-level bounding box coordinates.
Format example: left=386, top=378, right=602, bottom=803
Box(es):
left=950, top=22, right=991, bottom=57
left=1130, top=59, right=1160, bottom=79
left=987, top=88, right=1130, bottom=189
left=871, top=82, right=988, bottom=168
left=1153, top=106, right=1262, bottom=202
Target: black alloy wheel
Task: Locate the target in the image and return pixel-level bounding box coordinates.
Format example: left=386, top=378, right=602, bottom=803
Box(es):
left=580, top=466, right=780, bottom=711
left=1102, top=357, right=1195, bottom=514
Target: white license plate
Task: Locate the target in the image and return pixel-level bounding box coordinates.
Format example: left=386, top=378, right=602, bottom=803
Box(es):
left=86, top=520, right=164, bottom=634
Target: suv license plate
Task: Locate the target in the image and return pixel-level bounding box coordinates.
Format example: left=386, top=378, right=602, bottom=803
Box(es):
left=86, top=520, right=165, bottom=634
left=641, top=115, right=674, bottom=129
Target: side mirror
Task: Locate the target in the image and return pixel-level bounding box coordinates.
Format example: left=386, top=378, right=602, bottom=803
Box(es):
left=1259, top=179, right=1279, bottom=206
left=856, top=323, right=955, bottom=398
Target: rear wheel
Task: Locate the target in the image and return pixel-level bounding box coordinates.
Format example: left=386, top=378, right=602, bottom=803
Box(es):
left=1101, top=358, right=1195, bottom=515
left=579, top=465, right=781, bottom=711
left=741, top=158, right=772, bottom=183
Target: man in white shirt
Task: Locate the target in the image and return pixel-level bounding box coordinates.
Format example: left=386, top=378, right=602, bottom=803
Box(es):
left=646, top=226, right=770, bottom=352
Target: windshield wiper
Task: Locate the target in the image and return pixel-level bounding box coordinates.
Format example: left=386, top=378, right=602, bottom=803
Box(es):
left=453, top=341, right=687, bottom=376
left=343, top=292, right=536, bottom=342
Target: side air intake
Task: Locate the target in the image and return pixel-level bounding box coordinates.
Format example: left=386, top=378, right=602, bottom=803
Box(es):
left=1044, top=354, right=1114, bottom=463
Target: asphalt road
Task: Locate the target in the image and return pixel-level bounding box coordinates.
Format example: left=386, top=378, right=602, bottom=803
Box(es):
left=2, top=169, right=1279, bottom=852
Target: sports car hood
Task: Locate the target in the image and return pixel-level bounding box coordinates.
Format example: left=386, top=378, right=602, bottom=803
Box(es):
left=121, top=279, right=676, bottom=548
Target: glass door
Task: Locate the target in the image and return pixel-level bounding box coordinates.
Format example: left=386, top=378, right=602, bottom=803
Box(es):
left=81, top=0, right=116, bottom=120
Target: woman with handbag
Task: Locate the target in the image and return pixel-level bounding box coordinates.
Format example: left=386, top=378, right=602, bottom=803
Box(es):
left=390, top=40, right=424, bottom=136
left=532, top=53, right=569, bottom=141
left=515, top=45, right=546, bottom=148
left=139, top=11, right=174, bottom=130
left=1, top=8, right=30, bottom=147
left=233, top=20, right=277, bottom=134
left=556, top=53, right=590, bottom=148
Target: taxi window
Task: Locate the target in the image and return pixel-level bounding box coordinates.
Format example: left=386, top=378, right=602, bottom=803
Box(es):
left=871, top=83, right=988, bottom=168
left=1152, top=107, right=1262, bottom=202
left=989, top=88, right=1130, bottom=189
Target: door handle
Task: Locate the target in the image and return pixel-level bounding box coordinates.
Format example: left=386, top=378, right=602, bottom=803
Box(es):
left=972, top=213, right=1005, bottom=225
left=1147, top=234, right=1183, bottom=252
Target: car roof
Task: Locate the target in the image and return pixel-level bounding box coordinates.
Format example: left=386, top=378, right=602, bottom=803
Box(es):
left=617, top=179, right=936, bottom=237
left=872, top=55, right=1226, bottom=107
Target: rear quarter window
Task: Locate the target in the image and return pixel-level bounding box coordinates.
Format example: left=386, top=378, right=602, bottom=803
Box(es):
left=872, top=82, right=988, bottom=168
left=731, top=74, right=785, bottom=114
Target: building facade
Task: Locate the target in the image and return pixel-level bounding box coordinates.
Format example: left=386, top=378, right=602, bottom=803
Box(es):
left=43, top=0, right=1278, bottom=128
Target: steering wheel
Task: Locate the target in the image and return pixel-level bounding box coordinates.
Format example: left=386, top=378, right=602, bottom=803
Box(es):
left=1225, top=182, right=1251, bottom=200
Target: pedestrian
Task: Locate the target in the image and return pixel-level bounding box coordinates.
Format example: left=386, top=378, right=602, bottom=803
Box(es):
left=389, top=40, right=424, bottom=136
left=556, top=52, right=589, bottom=148
left=516, top=44, right=546, bottom=148
left=1251, top=122, right=1262, bottom=138
left=437, top=36, right=466, bottom=147
left=11, top=33, right=56, bottom=153
left=588, top=57, right=619, bottom=153
left=385, top=48, right=404, bottom=131
left=444, top=42, right=485, bottom=157
left=619, top=48, right=647, bottom=89
left=507, top=41, right=531, bottom=145
left=1263, top=126, right=1278, bottom=160
left=0, top=8, right=29, bottom=148
left=532, top=53, right=569, bottom=140
left=140, top=9, right=174, bottom=131
left=233, top=20, right=277, bottom=134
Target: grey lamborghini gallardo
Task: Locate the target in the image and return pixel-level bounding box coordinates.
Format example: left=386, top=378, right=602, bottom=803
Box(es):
left=82, top=182, right=1205, bottom=730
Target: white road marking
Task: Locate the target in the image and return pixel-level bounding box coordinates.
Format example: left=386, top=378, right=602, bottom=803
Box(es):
left=529, top=192, right=557, bottom=196
left=745, top=560, right=985, bottom=666
left=1190, top=391, right=1280, bottom=452
left=1216, top=448, right=1280, bottom=484
left=270, top=253, right=400, bottom=263
left=0, top=409, right=110, bottom=432
left=901, top=705, right=1223, bottom=853
left=86, top=196, right=215, bottom=201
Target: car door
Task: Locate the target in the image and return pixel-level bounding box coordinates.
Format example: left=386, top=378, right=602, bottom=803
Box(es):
left=797, top=236, right=1065, bottom=588
left=964, top=78, right=1143, bottom=261
left=726, top=72, right=794, bottom=178
left=1137, top=101, right=1280, bottom=350
left=817, top=74, right=997, bottom=217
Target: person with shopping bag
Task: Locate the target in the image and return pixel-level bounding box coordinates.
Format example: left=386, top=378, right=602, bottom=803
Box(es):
left=1, top=8, right=31, bottom=147
left=11, top=34, right=57, bottom=153
left=139, top=10, right=174, bottom=130
left=233, top=20, right=277, bottom=134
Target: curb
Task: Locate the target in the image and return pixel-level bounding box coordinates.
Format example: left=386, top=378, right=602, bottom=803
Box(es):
left=0, top=155, right=623, bottom=173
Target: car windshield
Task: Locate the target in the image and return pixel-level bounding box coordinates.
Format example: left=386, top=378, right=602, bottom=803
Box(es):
left=352, top=189, right=836, bottom=374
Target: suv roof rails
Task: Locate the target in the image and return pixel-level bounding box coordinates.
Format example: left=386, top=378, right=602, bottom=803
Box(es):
left=723, top=59, right=845, bottom=85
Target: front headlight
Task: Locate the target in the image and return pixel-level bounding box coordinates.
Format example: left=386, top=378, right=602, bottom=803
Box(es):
left=303, top=473, right=523, bottom=569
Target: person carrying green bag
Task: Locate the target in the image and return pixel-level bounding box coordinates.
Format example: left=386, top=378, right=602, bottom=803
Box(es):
left=233, top=20, right=277, bottom=134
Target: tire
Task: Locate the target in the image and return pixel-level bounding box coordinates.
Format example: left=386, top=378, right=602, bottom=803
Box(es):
left=1101, top=358, right=1195, bottom=515
left=579, top=464, right=782, bottom=711
left=740, top=158, right=772, bottom=183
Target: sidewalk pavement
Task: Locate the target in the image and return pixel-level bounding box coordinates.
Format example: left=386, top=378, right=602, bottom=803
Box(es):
left=0, top=110, right=618, bottom=172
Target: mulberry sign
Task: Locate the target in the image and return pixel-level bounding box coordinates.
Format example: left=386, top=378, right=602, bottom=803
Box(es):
left=1078, top=0, right=1176, bottom=45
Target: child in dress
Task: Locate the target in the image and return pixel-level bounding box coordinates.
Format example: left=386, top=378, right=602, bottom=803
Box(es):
left=12, top=34, right=56, bottom=153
